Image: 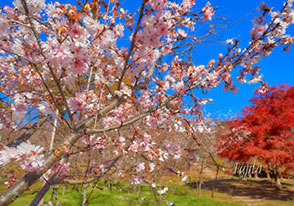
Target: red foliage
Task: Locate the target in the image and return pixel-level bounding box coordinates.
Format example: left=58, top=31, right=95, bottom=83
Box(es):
left=219, top=84, right=294, bottom=170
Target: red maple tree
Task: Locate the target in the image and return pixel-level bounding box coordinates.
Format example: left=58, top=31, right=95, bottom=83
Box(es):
left=219, top=84, right=294, bottom=189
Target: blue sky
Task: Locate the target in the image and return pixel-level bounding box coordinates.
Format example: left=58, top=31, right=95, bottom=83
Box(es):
left=1, top=0, right=293, bottom=120
left=194, top=0, right=294, bottom=119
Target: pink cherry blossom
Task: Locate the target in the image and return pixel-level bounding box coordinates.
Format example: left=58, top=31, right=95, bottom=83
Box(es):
left=202, top=2, right=214, bottom=21
left=130, top=176, right=143, bottom=185
left=136, top=162, right=145, bottom=172
left=13, top=0, right=46, bottom=15
left=69, top=24, right=85, bottom=39
left=0, top=141, right=44, bottom=171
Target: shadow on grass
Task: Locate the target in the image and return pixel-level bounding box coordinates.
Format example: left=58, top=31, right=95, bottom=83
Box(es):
left=186, top=178, right=294, bottom=201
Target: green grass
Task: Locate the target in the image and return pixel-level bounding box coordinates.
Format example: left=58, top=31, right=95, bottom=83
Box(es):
left=1, top=178, right=293, bottom=206
left=42, top=182, right=243, bottom=206
left=0, top=181, right=44, bottom=206
left=0, top=180, right=244, bottom=206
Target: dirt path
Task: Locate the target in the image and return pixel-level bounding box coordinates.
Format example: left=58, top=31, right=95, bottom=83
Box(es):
left=187, top=178, right=294, bottom=205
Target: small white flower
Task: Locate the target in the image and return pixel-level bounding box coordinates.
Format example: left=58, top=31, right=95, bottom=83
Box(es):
left=130, top=177, right=142, bottom=185
left=178, top=29, right=187, bottom=38
left=119, top=136, right=126, bottom=145
left=174, top=153, right=181, bottom=159
left=248, top=75, right=263, bottom=84
left=200, top=98, right=213, bottom=105
left=136, top=162, right=145, bottom=172
left=149, top=163, right=155, bottom=172
left=225, top=39, right=234, bottom=44
left=181, top=175, right=188, bottom=182
left=158, top=187, right=168, bottom=194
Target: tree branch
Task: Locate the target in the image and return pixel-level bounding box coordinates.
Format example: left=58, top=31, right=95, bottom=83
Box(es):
left=20, top=0, right=75, bottom=130
left=7, top=115, right=48, bottom=148
left=0, top=96, right=125, bottom=205
left=117, top=0, right=146, bottom=90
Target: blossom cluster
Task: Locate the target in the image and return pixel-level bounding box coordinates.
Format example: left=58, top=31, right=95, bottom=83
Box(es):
left=0, top=141, right=44, bottom=171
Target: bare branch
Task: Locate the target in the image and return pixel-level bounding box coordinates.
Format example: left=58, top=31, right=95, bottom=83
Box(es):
left=7, top=115, right=48, bottom=148
left=117, top=0, right=147, bottom=90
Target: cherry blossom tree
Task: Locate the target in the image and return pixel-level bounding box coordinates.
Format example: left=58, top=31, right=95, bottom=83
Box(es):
left=0, top=0, right=294, bottom=204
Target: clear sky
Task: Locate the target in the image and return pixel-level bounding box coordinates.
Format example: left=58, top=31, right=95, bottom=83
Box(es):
left=1, top=0, right=293, bottom=119
left=192, top=0, right=294, bottom=119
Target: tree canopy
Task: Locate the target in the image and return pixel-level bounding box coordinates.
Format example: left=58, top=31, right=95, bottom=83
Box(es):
left=218, top=84, right=294, bottom=188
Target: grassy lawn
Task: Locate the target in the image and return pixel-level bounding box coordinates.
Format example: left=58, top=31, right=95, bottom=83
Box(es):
left=0, top=179, right=244, bottom=206
left=1, top=177, right=293, bottom=205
